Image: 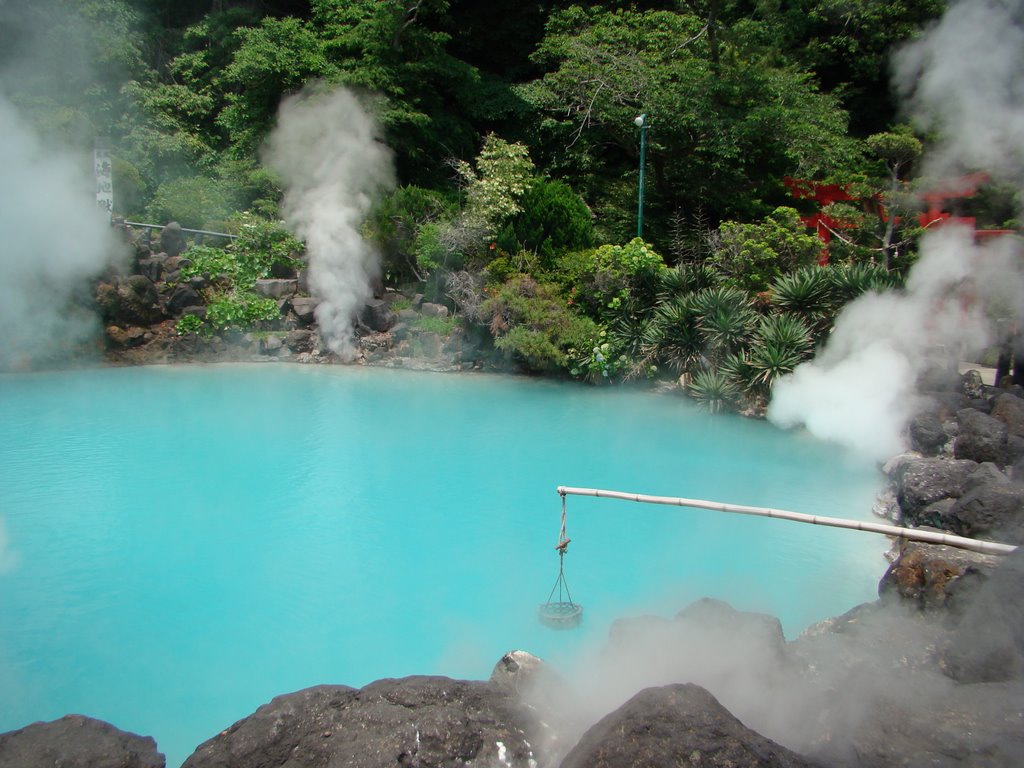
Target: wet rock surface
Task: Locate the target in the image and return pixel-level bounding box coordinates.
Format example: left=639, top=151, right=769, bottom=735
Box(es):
left=180, top=677, right=541, bottom=768
left=559, top=683, right=817, bottom=768
left=0, top=714, right=165, bottom=768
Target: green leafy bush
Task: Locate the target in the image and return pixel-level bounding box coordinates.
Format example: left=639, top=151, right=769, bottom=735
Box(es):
left=554, top=238, right=665, bottom=321
left=175, top=313, right=205, bottom=336
left=483, top=275, right=597, bottom=372
left=503, top=178, right=594, bottom=268
left=711, top=207, right=822, bottom=293
left=206, top=291, right=280, bottom=331
left=687, top=367, right=740, bottom=413
left=145, top=175, right=238, bottom=230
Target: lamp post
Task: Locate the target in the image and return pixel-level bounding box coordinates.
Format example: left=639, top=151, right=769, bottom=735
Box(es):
left=634, top=114, right=647, bottom=238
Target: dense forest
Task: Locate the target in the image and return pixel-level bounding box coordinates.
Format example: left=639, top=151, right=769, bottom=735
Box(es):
left=2, top=0, right=1018, bottom=407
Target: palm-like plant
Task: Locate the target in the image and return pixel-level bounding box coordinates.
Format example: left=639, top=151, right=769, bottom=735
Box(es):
left=657, top=263, right=720, bottom=301
left=693, top=286, right=756, bottom=361
left=747, top=314, right=814, bottom=394
left=687, top=366, right=740, bottom=413
left=645, top=295, right=704, bottom=373
left=770, top=267, right=834, bottom=337
left=828, top=262, right=902, bottom=305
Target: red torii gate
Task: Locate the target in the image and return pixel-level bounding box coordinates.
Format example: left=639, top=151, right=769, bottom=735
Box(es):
left=785, top=173, right=1016, bottom=263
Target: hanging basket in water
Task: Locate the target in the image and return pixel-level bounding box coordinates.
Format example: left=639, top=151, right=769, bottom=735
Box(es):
left=537, top=599, right=583, bottom=629
left=538, top=492, right=582, bottom=629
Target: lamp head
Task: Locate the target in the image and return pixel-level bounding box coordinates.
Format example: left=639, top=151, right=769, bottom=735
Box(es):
left=634, top=114, right=646, bottom=128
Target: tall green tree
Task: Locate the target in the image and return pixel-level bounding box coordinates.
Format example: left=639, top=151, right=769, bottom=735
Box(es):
left=521, top=6, right=858, bottom=245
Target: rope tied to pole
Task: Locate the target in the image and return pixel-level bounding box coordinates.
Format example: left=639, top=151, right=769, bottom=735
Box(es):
left=538, top=489, right=583, bottom=628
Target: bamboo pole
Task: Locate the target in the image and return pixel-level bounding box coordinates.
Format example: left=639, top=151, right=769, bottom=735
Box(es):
left=555, top=486, right=1018, bottom=557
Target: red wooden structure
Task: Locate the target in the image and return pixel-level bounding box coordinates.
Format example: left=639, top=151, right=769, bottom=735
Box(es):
left=785, top=173, right=1016, bottom=262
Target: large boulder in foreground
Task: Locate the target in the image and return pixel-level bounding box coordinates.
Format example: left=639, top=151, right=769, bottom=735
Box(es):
left=942, top=545, right=1024, bottom=683
left=181, top=677, right=539, bottom=768
left=895, top=458, right=978, bottom=524
left=559, top=683, right=816, bottom=768
left=0, top=714, right=164, bottom=768
left=879, top=541, right=1000, bottom=613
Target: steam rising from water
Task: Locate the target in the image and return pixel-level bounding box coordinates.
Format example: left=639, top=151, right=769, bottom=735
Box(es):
left=0, top=94, right=122, bottom=370
left=263, top=85, right=395, bottom=359
left=769, top=0, right=1024, bottom=460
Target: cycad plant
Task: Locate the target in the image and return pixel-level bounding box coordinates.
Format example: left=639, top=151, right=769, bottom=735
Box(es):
left=828, top=262, right=902, bottom=306
left=770, top=267, right=834, bottom=340
left=746, top=314, right=814, bottom=396
left=645, top=295, right=704, bottom=373
left=687, top=366, right=740, bottom=414
left=657, top=262, right=720, bottom=302
left=693, top=286, right=756, bottom=362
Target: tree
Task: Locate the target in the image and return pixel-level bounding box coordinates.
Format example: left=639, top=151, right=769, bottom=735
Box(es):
left=866, top=126, right=922, bottom=268
left=521, top=6, right=858, bottom=245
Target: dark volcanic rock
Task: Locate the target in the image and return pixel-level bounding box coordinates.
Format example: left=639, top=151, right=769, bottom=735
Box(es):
left=0, top=714, right=164, bottom=768
left=559, top=684, right=816, bottom=768
left=947, top=483, right=1024, bottom=543
left=879, top=541, right=1000, bottom=613
left=159, top=222, right=187, bottom=257
left=942, top=546, right=1024, bottom=683
left=361, top=298, right=397, bottom=332
left=285, top=329, right=315, bottom=354
left=290, top=296, right=321, bottom=326
left=909, top=411, right=949, bottom=455
left=954, top=408, right=1008, bottom=465
left=254, top=279, right=298, bottom=300
left=991, top=392, right=1024, bottom=438
left=895, top=458, right=978, bottom=523
left=181, top=677, right=540, bottom=768
left=167, top=285, right=201, bottom=317
left=96, top=275, right=165, bottom=326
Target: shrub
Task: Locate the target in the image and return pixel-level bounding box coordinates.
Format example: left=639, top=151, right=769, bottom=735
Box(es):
left=145, top=175, right=238, bottom=230
left=710, top=207, right=821, bottom=292
left=483, top=275, right=597, bottom=372
left=687, top=366, right=740, bottom=413
left=505, top=178, right=594, bottom=268
left=205, top=291, right=280, bottom=331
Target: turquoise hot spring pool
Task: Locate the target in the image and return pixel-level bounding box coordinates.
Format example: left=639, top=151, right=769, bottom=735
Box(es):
left=0, top=364, right=886, bottom=766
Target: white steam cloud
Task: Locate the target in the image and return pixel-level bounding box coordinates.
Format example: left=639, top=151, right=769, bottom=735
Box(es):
left=0, top=93, right=122, bottom=369
left=263, top=85, right=395, bottom=360
left=769, top=0, right=1024, bottom=461
left=893, top=0, right=1024, bottom=182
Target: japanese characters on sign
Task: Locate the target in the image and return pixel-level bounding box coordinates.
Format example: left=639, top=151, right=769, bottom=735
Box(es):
left=94, top=147, right=113, bottom=215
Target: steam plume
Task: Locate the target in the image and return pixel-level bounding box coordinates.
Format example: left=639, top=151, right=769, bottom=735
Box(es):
left=769, top=0, right=1024, bottom=460
left=263, top=85, right=395, bottom=359
left=893, top=0, right=1024, bottom=183
left=0, top=93, right=122, bottom=370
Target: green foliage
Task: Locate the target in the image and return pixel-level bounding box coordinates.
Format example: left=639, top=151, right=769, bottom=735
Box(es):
left=456, top=134, right=535, bottom=234
left=711, top=208, right=823, bottom=292
left=692, top=286, right=756, bottom=361
left=369, top=185, right=456, bottom=281
left=483, top=275, right=597, bottom=372
left=770, top=266, right=835, bottom=334
left=645, top=296, right=703, bottom=373
left=687, top=367, right=740, bottom=414
left=746, top=314, right=815, bottom=394
left=145, top=175, right=237, bottom=230
left=524, top=6, right=859, bottom=237
left=866, top=127, right=923, bottom=177
left=180, top=216, right=302, bottom=286
left=414, top=315, right=459, bottom=336
left=504, top=178, right=594, bottom=267
left=556, top=238, right=666, bottom=321
left=175, top=313, right=205, bottom=336
left=205, top=291, right=281, bottom=332
left=827, top=262, right=903, bottom=305
left=569, top=329, right=633, bottom=383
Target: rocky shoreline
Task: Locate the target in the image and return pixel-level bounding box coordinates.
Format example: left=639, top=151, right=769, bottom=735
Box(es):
left=3, top=232, right=1024, bottom=767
